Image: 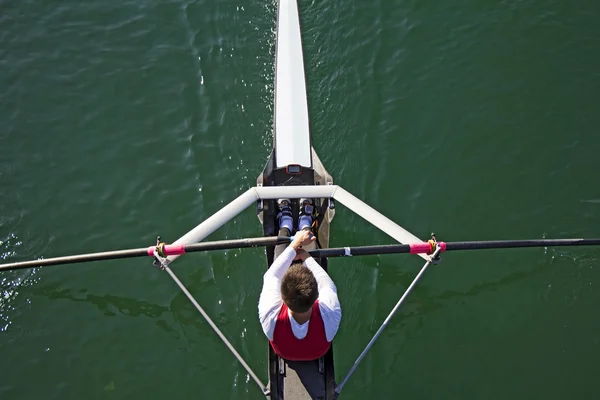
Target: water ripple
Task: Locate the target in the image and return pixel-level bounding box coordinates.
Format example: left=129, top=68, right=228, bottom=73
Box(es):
left=0, top=259, right=40, bottom=335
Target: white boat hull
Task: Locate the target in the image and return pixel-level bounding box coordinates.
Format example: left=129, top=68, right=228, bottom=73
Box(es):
left=274, top=0, right=312, bottom=168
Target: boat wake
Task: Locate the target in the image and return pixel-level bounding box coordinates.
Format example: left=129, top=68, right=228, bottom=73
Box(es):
left=581, top=199, right=600, bottom=204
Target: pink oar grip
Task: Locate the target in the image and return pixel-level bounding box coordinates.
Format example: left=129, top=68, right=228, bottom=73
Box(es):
left=409, top=243, right=432, bottom=254
left=409, top=242, right=447, bottom=254
left=146, top=244, right=186, bottom=257
left=163, top=244, right=186, bottom=255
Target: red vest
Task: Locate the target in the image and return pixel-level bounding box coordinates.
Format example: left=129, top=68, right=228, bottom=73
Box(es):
left=269, top=300, right=331, bottom=361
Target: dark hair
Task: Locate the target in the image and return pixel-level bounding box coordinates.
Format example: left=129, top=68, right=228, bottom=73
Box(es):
left=281, top=262, right=318, bottom=313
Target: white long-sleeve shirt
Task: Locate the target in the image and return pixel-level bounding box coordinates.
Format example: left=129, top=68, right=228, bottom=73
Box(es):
left=258, top=247, right=341, bottom=342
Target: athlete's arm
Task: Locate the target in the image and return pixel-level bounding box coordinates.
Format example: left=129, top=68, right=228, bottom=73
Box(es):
left=302, top=253, right=342, bottom=342
left=258, top=246, right=295, bottom=339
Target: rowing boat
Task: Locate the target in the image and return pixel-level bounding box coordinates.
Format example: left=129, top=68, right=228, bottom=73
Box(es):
left=256, top=0, right=336, bottom=397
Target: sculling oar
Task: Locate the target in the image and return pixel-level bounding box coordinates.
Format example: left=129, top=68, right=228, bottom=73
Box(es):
left=0, top=236, right=291, bottom=272
left=309, top=237, right=600, bottom=258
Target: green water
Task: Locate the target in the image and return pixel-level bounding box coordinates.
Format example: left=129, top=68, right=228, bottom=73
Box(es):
left=2, top=1, right=600, bottom=399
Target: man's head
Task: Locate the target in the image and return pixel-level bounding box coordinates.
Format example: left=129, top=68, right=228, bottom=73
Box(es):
left=281, top=261, right=318, bottom=313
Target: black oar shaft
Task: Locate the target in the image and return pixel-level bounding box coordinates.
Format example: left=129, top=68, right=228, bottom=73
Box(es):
left=308, top=244, right=411, bottom=258
left=0, top=236, right=290, bottom=272
left=444, top=238, right=600, bottom=251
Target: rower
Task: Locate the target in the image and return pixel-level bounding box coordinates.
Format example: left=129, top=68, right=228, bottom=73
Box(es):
left=258, top=199, right=342, bottom=396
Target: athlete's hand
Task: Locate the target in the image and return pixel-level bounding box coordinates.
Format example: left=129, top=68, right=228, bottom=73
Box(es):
left=290, top=230, right=315, bottom=250
left=294, top=249, right=311, bottom=262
